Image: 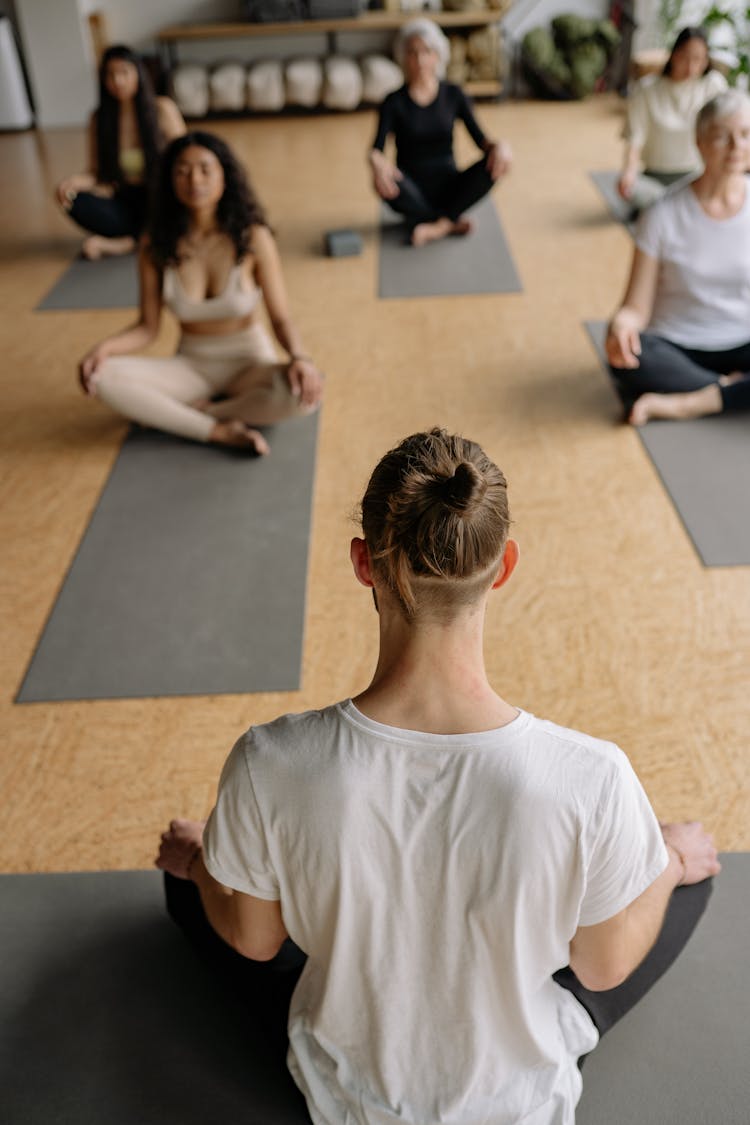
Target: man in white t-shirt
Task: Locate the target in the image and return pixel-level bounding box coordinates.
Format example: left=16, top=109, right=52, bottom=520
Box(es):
left=157, top=430, right=720, bottom=1124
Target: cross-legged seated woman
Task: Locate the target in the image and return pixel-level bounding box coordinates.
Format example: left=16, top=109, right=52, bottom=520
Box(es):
left=617, top=27, right=726, bottom=216
left=79, top=132, right=324, bottom=453
left=56, top=45, right=185, bottom=260
left=607, top=90, right=750, bottom=425
left=368, top=18, right=512, bottom=247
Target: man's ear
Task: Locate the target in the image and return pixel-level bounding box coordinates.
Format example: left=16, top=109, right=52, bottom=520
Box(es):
left=491, top=538, right=520, bottom=590
left=350, top=537, right=375, bottom=588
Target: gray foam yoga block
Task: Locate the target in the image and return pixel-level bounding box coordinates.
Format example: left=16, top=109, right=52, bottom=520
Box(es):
left=324, top=229, right=363, bottom=257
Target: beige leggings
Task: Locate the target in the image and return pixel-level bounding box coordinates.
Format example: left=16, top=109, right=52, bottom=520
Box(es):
left=94, top=323, right=315, bottom=443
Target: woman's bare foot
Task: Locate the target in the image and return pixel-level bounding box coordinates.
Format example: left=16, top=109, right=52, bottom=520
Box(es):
left=82, top=234, right=136, bottom=260
left=719, top=370, right=745, bottom=387
left=411, top=216, right=474, bottom=247
left=210, top=419, right=270, bottom=454
left=629, top=384, right=723, bottom=426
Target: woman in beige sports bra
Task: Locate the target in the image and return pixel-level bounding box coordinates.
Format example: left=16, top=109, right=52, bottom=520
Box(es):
left=79, top=132, right=323, bottom=453
left=56, top=45, right=185, bottom=260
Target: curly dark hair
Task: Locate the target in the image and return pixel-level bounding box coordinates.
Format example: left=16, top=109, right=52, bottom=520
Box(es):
left=96, top=45, right=162, bottom=186
left=148, top=131, right=268, bottom=268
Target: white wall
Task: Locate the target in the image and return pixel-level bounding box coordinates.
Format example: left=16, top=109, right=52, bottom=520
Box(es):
left=15, top=0, right=96, bottom=127
left=94, top=0, right=237, bottom=52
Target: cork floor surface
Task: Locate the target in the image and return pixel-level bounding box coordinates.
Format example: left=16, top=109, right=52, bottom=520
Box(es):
left=0, top=95, right=747, bottom=873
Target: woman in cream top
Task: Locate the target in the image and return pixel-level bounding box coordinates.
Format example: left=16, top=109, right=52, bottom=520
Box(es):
left=78, top=132, right=323, bottom=453
left=618, top=27, right=726, bottom=212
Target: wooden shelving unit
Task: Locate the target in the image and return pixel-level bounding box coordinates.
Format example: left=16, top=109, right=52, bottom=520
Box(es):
left=158, top=11, right=505, bottom=99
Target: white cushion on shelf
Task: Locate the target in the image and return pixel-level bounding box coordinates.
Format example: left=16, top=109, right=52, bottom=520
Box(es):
left=171, top=64, right=210, bottom=118
left=285, top=58, right=324, bottom=107
left=322, top=55, right=363, bottom=110
left=247, top=59, right=286, bottom=111
left=209, top=63, right=247, bottom=111
left=360, top=54, right=403, bottom=104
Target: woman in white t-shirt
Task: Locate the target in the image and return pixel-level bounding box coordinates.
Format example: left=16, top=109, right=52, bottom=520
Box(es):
left=156, top=430, right=718, bottom=1125
left=618, top=27, right=726, bottom=214
left=607, top=89, right=750, bottom=424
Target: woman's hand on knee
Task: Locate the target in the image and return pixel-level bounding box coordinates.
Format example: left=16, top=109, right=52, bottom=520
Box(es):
left=55, top=172, right=95, bottom=208
left=485, top=140, right=512, bottom=181
left=617, top=169, right=637, bottom=201
left=78, top=343, right=111, bottom=395
left=606, top=311, right=642, bottom=368
left=287, top=357, right=324, bottom=408
left=369, top=150, right=402, bottom=200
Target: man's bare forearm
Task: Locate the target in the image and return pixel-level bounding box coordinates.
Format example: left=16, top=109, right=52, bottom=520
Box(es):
left=189, top=850, right=238, bottom=947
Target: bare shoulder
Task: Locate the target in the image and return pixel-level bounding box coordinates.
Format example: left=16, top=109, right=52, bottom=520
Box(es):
left=156, top=96, right=186, bottom=139
left=250, top=222, right=275, bottom=252
left=250, top=222, right=280, bottom=266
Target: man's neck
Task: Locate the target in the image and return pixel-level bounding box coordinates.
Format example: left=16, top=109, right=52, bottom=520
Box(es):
left=353, top=605, right=517, bottom=735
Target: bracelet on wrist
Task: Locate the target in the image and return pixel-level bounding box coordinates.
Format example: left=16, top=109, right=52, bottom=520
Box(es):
left=291, top=353, right=311, bottom=362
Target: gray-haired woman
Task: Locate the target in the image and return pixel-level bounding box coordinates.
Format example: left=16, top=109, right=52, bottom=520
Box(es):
left=606, top=89, right=750, bottom=424
left=368, top=18, right=512, bottom=246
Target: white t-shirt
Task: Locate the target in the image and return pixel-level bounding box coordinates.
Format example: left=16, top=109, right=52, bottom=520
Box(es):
left=625, top=70, right=727, bottom=173
left=636, top=178, right=750, bottom=349
left=203, top=702, right=667, bottom=1125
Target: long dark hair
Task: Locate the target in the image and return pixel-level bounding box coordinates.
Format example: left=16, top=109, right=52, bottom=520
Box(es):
left=663, top=26, right=711, bottom=76
left=148, top=131, right=268, bottom=268
left=96, top=45, right=162, bottom=185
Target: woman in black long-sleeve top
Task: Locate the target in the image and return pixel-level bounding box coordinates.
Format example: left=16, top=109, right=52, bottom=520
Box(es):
left=369, top=18, right=512, bottom=247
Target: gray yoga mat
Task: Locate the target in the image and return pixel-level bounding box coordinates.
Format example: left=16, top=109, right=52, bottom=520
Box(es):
left=378, top=195, right=522, bottom=299
left=589, top=170, right=636, bottom=232
left=1, top=857, right=747, bottom=1125
left=578, top=854, right=750, bottom=1124
left=586, top=321, right=750, bottom=567
left=36, top=253, right=139, bottom=310
left=0, top=870, right=310, bottom=1125
left=17, top=416, right=318, bottom=701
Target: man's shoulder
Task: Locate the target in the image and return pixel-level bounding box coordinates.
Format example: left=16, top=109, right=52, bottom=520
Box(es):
left=240, top=702, right=346, bottom=758
left=526, top=713, right=625, bottom=768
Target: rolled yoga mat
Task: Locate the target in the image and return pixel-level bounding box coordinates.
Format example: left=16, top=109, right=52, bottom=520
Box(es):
left=378, top=195, right=522, bottom=299
left=35, top=253, right=139, bottom=311
left=585, top=321, right=750, bottom=568
left=17, top=415, right=319, bottom=701
left=1, top=857, right=747, bottom=1125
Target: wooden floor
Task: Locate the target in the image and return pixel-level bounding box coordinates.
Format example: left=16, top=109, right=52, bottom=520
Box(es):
left=1, top=95, right=747, bottom=873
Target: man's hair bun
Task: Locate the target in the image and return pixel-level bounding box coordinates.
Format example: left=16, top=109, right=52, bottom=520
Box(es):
left=360, top=428, right=511, bottom=617
left=439, top=461, right=487, bottom=514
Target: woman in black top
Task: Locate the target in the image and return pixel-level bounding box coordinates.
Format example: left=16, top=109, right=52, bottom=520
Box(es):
left=369, top=18, right=511, bottom=246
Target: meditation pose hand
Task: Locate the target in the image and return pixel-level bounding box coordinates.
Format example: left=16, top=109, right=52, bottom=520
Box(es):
left=661, top=821, right=721, bottom=886
left=156, top=819, right=205, bottom=880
